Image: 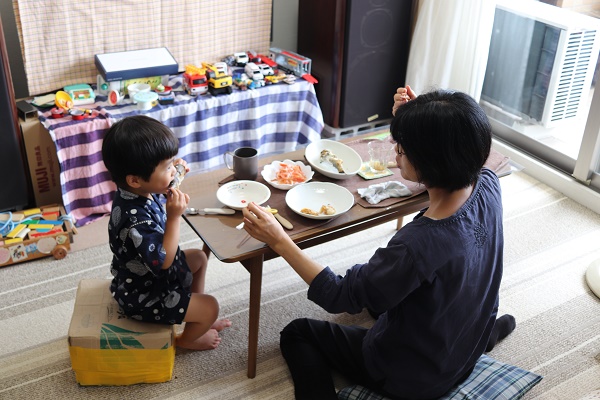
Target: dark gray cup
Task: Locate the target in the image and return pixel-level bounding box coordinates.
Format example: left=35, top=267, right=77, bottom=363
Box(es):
left=224, top=147, right=258, bottom=180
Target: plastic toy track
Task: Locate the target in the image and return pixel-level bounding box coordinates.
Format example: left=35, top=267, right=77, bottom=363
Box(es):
left=52, top=245, right=68, bottom=260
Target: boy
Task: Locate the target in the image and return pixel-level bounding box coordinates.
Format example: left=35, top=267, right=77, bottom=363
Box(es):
left=102, top=115, right=231, bottom=350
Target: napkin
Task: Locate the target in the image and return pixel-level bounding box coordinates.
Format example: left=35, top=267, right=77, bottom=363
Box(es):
left=357, top=181, right=412, bottom=205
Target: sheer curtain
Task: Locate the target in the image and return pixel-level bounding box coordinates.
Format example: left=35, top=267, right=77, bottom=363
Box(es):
left=406, top=0, right=497, bottom=101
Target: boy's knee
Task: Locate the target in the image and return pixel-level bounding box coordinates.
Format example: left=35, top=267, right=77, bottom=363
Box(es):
left=206, top=294, right=219, bottom=315
left=185, top=248, right=207, bottom=265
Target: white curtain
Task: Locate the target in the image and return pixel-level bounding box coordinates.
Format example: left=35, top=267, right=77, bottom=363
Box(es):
left=406, top=0, right=497, bottom=101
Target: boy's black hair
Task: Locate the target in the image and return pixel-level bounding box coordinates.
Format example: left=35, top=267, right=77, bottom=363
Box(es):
left=101, top=115, right=179, bottom=187
left=390, top=89, right=491, bottom=191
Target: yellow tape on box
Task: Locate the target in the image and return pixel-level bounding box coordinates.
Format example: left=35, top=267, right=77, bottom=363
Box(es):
left=68, top=279, right=175, bottom=386
left=69, top=346, right=175, bottom=386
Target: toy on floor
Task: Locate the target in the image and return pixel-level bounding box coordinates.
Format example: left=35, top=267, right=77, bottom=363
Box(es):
left=0, top=205, right=76, bottom=266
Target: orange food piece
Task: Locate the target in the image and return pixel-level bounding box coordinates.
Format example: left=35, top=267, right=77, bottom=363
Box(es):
left=274, top=163, right=306, bottom=185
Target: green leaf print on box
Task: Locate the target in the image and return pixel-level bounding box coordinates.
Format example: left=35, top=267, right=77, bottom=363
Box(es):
left=100, top=323, right=146, bottom=349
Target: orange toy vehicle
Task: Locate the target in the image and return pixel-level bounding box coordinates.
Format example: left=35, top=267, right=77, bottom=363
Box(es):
left=183, top=65, right=208, bottom=96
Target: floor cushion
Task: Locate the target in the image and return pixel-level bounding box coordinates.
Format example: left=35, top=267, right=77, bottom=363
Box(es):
left=338, top=354, right=542, bottom=400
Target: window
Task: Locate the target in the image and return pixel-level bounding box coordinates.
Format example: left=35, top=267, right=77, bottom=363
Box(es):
left=482, top=0, right=600, bottom=192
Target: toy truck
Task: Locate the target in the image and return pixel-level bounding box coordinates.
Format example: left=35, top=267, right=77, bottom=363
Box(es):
left=268, top=47, right=318, bottom=84
left=201, top=62, right=233, bottom=95
left=254, top=53, right=277, bottom=68
left=183, top=65, right=208, bottom=96
left=233, top=52, right=249, bottom=66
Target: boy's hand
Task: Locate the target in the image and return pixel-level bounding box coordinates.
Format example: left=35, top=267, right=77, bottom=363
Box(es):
left=173, top=158, right=190, bottom=174
left=392, top=85, right=417, bottom=116
left=165, top=187, right=189, bottom=218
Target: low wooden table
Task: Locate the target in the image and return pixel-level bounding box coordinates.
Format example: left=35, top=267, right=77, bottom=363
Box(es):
left=180, top=133, right=431, bottom=378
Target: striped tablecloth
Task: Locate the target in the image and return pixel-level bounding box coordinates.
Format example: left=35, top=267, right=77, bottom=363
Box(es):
left=39, top=76, right=324, bottom=226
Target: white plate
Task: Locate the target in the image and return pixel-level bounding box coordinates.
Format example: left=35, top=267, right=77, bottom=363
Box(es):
left=285, top=182, right=355, bottom=220
left=304, top=139, right=362, bottom=179
left=216, top=180, right=271, bottom=210
left=261, top=159, right=314, bottom=190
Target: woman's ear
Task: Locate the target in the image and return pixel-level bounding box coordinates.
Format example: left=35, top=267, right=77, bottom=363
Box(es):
left=126, top=174, right=142, bottom=188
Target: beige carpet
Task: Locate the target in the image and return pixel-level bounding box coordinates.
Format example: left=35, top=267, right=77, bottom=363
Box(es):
left=1, top=170, right=600, bottom=399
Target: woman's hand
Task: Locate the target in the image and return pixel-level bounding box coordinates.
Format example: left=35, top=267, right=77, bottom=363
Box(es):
left=165, top=187, right=189, bottom=219
left=392, top=85, right=417, bottom=116
left=242, top=202, right=323, bottom=285
left=242, top=202, right=288, bottom=247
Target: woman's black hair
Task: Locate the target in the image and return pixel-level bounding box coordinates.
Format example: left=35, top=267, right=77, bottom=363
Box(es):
left=101, top=115, right=179, bottom=187
left=390, top=89, right=491, bottom=191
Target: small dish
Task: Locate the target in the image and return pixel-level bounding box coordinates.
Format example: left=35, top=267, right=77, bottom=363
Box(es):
left=304, top=139, right=362, bottom=179
left=285, top=182, right=355, bottom=220
left=261, top=159, right=314, bottom=190
left=216, top=180, right=271, bottom=210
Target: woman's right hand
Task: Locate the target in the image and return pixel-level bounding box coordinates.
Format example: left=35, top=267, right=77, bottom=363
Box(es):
left=392, top=85, right=417, bottom=116
left=242, top=202, right=289, bottom=248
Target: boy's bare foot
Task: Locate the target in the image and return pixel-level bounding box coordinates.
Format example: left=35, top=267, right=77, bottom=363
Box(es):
left=176, top=329, right=221, bottom=351
left=211, top=318, right=232, bottom=332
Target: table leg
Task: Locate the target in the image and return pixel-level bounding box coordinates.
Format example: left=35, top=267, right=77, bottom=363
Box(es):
left=240, top=255, right=264, bottom=378
left=396, top=216, right=404, bottom=230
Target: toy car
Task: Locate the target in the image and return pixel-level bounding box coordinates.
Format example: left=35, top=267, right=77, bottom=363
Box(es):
left=213, top=62, right=229, bottom=75
left=244, top=62, right=264, bottom=81
left=183, top=65, right=209, bottom=96
left=264, top=75, right=281, bottom=85
left=234, top=52, right=249, bottom=66
left=258, top=64, right=274, bottom=76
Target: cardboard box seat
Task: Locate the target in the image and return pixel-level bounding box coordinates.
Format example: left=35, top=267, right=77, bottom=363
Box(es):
left=68, top=279, right=175, bottom=386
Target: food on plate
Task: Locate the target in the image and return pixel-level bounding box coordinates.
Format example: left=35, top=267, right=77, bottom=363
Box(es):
left=274, top=163, right=307, bottom=185
left=320, top=204, right=336, bottom=215
left=300, top=204, right=337, bottom=216
left=319, top=149, right=345, bottom=173
left=300, top=208, right=319, bottom=216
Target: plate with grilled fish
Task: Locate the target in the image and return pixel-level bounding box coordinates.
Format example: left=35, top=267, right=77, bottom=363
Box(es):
left=304, top=139, right=362, bottom=179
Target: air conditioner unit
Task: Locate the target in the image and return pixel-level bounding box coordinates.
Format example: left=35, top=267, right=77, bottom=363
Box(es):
left=481, top=0, right=600, bottom=127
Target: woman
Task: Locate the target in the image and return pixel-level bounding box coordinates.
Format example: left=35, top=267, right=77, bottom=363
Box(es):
left=241, top=87, right=515, bottom=399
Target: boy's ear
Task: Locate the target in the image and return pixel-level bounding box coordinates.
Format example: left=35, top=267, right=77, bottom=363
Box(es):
left=126, top=174, right=142, bottom=188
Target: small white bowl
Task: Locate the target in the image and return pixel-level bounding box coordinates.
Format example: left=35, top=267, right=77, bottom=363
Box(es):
left=261, top=159, right=314, bottom=190
left=285, top=182, right=354, bottom=220
left=216, top=180, right=271, bottom=210
left=304, top=139, right=362, bottom=179
left=127, top=83, right=151, bottom=104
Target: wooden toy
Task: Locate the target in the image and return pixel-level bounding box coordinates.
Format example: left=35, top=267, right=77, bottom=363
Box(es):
left=0, top=204, right=76, bottom=267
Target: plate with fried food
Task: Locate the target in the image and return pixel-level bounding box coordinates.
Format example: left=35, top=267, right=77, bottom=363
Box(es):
left=261, top=159, right=314, bottom=190
left=285, top=182, right=355, bottom=220
left=304, top=139, right=362, bottom=179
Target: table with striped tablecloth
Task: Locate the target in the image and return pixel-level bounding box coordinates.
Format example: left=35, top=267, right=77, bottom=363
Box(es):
left=39, top=76, right=324, bottom=226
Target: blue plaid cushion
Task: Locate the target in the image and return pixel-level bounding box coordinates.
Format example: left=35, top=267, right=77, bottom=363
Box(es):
left=337, top=355, right=542, bottom=400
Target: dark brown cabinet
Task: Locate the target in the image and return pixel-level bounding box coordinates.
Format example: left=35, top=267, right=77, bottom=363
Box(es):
left=298, top=0, right=413, bottom=128
left=0, top=17, right=29, bottom=211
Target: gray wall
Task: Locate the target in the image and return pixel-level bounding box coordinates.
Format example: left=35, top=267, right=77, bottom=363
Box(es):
left=271, top=0, right=299, bottom=52
left=1, top=0, right=300, bottom=99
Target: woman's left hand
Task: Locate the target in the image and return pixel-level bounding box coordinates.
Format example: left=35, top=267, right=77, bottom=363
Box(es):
left=392, top=85, right=417, bottom=115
